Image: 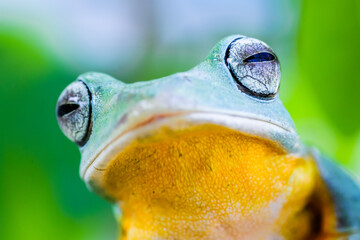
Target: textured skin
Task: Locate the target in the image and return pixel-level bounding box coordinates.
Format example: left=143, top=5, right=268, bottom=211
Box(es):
left=312, top=150, right=360, bottom=239
left=104, top=125, right=315, bottom=239
left=56, top=35, right=360, bottom=239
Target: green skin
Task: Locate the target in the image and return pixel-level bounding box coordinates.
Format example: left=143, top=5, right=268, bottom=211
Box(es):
left=57, top=35, right=360, bottom=238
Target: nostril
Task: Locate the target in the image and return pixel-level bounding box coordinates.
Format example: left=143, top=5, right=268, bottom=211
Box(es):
left=57, top=103, right=80, bottom=117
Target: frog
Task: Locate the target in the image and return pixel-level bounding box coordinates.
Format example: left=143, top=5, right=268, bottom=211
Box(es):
left=56, top=35, right=360, bottom=240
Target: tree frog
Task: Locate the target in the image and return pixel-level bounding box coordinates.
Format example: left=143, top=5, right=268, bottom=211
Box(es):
left=56, top=35, right=360, bottom=240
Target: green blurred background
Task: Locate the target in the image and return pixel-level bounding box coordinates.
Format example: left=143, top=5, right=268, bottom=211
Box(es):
left=1, top=0, right=360, bottom=239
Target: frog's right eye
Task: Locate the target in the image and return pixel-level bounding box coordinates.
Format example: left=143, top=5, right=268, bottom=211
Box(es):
left=56, top=81, right=92, bottom=146
left=225, top=37, right=280, bottom=99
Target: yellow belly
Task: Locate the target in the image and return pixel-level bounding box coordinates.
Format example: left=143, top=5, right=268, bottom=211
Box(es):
left=103, top=124, right=316, bottom=239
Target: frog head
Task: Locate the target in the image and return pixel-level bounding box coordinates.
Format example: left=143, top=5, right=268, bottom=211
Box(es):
left=56, top=35, right=309, bottom=239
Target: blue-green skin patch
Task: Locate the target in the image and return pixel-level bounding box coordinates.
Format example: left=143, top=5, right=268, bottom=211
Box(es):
left=58, top=35, right=360, bottom=238
left=79, top=36, right=298, bottom=173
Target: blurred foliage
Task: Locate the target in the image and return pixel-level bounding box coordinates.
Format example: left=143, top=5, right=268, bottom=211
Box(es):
left=0, top=28, right=116, bottom=240
left=298, top=0, right=360, bottom=135
left=0, top=1, right=360, bottom=239
left=293, top=0, right=360, bottom=166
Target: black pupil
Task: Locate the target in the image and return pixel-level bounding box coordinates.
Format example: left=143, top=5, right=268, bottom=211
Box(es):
left=244, top=52, right=275, bottom=63
left=57, top=103, right=80, bottom=117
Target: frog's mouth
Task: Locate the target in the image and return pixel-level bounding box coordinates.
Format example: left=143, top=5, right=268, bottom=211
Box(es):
left=82, top=111, right=300, bottom=194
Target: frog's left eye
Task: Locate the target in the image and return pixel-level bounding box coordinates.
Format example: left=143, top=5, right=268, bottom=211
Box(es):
left=225, top=37, right=280, bottom=98
left=56, top=81, right=92, bottom=146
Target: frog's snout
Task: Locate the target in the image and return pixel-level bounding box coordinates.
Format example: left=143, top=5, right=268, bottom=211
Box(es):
left=56, top=80, right=92, bottom=146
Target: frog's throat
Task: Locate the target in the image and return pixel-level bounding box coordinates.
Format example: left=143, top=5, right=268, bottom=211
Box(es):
left=82, top=112, right=301, bottom=192
left=102, top=124, right=315, bottom=239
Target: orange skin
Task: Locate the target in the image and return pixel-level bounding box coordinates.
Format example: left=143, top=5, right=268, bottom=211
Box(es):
left=103, top=125, right=321, bottom=240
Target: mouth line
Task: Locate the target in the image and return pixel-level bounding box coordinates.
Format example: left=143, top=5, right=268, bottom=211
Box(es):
left=82, top=111, right=294, bottom=179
